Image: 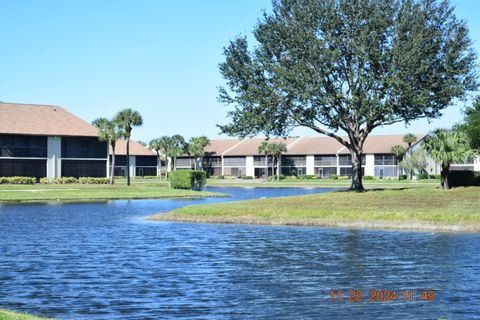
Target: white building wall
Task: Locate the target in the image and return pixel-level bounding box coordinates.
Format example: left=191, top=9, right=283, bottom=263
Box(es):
left=46, top=136, right=62, bottom=180
left=129, top=155, right=136, bottom=177
left=306, top=155, right=315, bottom=175
left=474, top=157, right=480, bottom=172
left=365, top=154, right=375, bottom=176
left=246, top=156, right=254, bottom=177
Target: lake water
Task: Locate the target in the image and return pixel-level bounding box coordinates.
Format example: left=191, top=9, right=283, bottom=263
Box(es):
left=0, top=187, right=479, bottom=319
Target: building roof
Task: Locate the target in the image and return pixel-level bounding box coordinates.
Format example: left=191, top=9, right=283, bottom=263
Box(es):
left=205, top=139, right=243, bottom=156
left=337, top=134, right=426, bottom=154
left=0, top=102, right=99, bottom=137
left=223, top=137, right=300, bottom=156
left=111, top=139, right=156, bottom=156
left=286, top=136, right=345, bottom=155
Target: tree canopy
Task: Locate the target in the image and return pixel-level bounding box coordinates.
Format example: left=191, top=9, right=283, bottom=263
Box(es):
left=458, top=96, right=480, bottom=150
left=218, top=0, right=477, bottom=191
left=187, top=136, right=211, bottom=170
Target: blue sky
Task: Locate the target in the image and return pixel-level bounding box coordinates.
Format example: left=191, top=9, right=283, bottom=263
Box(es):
left=0, top=0, right=478, bottom=142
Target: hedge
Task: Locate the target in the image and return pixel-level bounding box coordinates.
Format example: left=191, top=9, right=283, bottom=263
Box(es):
left=399, top=174, right=408, bottom=180
left=448, top=171, right=480, bottom=188
left=79, top=177, right=109, bottom=184
left=169, top=170, right=206, bottom=190
left=363, top=175, right=375, bottom=180
left=241, top=176, right=254, bottom=180
left=54, top=177, right=78, bottom=184
left=299, top=174, right=317, bottom=180
left=0, top=176, right=36, bottom=184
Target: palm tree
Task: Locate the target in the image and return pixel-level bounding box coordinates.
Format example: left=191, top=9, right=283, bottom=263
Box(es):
left=391, top=144, right=407, bottom=180
left=187, top=136, right=210, bottom=170
left=403, top=133, right=418, bottom=154
left=170, top=134, right=186, bottom=171
left=422, top=129, right=475, bottom=190
left=268, top=142, right=287, bottom=181
left=92, top=117, right=123, bottom=185
left=148, top=138, right=164, bottom=178
left=156, top=136, right=174, bottom=180
left=114, top=108, right=143, bottom=186
left=258, top=141, right=270, bottom=179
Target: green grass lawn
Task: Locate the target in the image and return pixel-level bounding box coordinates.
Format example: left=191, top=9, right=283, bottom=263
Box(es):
left=149, top=186, right=480, bottom=232
left=0, top=309, right=53, bottom=320
left=0, top=180, right=225, bottom=203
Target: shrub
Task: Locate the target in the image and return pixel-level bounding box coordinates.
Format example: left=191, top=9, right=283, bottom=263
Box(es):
left=79, top=177, right=110, bottom=184
left=448, top=171, right=480, bottom=188
left=0, top=176, right=36, bottom=184
left=286, top=175, right=297, bottom=180
left=429, top=174, right=441, bottom=179
left=169, top=170, right=206, bottom=190
left=241, top=176, right=254, bottom=180
left=54, top=177, right=78, bottom=184
left=417, top=173, right=429, bottom=179
left=39, top=177, right=50, bottom=184
left=363, top=175, right=374, bottom=180
left=338, top=176, right=350, bottom=180
left=143, top=175, right=161, bottom=179
left=331, top=174, right=339, bottom=180
left=299, top=174, right=317, bottom=180
left=399, top=174, right=408, bottom=180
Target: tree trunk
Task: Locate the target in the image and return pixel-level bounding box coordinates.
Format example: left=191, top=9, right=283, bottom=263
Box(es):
left=441, top=163, right=450, bottom=190
left=126, top=139, right=131, bottom=186
left=110, top=142, right=116, bottom=185
left=265, top=154, right=268, bottom=179
left=277, top=155, right=281, bottom=181
left=350, top=149, right=364, bottom=191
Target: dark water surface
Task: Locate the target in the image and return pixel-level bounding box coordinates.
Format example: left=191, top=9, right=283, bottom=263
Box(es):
left=1, top=187, right=479, bottom=319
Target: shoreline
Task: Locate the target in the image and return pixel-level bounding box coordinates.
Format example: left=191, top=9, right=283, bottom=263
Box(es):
left=145, top=213, right=480, bottom=233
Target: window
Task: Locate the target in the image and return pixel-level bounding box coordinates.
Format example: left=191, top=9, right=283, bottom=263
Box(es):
left=136, top=156, right=157, bottom=166
left=375, top=166, right=398, bottom=178
left=253, top=156, right=274, bottom=166
left=224, top=157, right=246, bottom=166
left=282, top=156, right=306, bottom=166
left=339, top=155, right=366, bottom=166
left=0, top=159, right=46, bottom=178
left=136, top=167, right=156, bottom=176
left=176, top=157, right=193, bottom=167
left=315, top=167, right=337, bottom=177
left=223, top=167, right=245, bottom=177
left=374, top=154, right=397, bottom=165
left=62, top=160, right=106, bottom=177
left=62, top=137, right=107, bottom=159
left=0, top=135, right=47, bottom=158
left=110, top=155, right=127, bottom=166
left=203, top=156, right=222, bottom=167
left=314, top=155, right=337, bottom=166
left=339, top=167, right=365, bottom=177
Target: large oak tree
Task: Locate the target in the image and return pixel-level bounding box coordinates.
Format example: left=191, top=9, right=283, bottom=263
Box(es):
left=218, top=0, right=477, bottom=191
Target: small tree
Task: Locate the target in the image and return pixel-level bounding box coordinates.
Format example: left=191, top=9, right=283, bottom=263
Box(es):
left=422, top=129, right=475, bottom=189
left=92, top=117, right=123, bottom=185
left=114, top=108, right=143, bottom=186
left=258, top=141, right=270, bottom=179
left=268, top=142, right=287, bottom=180
left=149, top=138, right=164, bottom=178
left=391, top=144, right=407, bottom=180
left=170, top=134, right=187, bottom=171
left=400, top=149, right=428, bottom=178
left=187, top=136, right=211, bottom=170
left=457, top=96, right=480, bottom=150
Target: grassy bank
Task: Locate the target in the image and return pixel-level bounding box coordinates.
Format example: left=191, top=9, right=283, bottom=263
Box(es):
left=148, top=187, right=480, bottom=232
left=0, top=181, right=225, bottom=203
left=0, top=309, right=53, bottom=320
left=206, top=178, right=441, bottom=188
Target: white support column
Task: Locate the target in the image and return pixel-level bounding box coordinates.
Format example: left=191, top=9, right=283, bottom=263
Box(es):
left=246, top=156, right=254, bottom=177
left=129, top=155, right=136, bottom=177
left=365, top=154, right=375, bottom=177
left=474, top=156, right=480, bottom=172
left=336, top=154, right=340, bottom=176
left=221, top=156, right=224, bottom=176
left=306, top=155, right=315, bottom=175
left=47, top=136, right=62, bottom=180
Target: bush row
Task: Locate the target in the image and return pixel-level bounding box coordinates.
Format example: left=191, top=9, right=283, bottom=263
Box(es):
left=40, top=177, right=110, bottom=184
left=0, top=176, right=36, bottom=184
left=169, top=170, right=206, bottom=190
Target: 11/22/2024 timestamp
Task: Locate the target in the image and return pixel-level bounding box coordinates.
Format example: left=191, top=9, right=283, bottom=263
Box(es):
left=329, top=290, right=436, bottom=303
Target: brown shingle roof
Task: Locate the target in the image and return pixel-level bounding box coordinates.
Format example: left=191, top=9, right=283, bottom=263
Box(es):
left=286, top=136, right=345, bottom=155
left=0, top=102, right=99, bottom=137
left=205, top=139, right=243, bottom=156
left=223, top=137, right=300, bottom=156
left=338, top=134, right=426, bottom=154
left=111, top=139, right=156, bottom=156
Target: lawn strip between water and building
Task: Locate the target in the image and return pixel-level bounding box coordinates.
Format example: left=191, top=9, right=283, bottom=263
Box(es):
left=0, top=181, right=226, bottom=203
left=147, top=186, right=480, bottom=233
